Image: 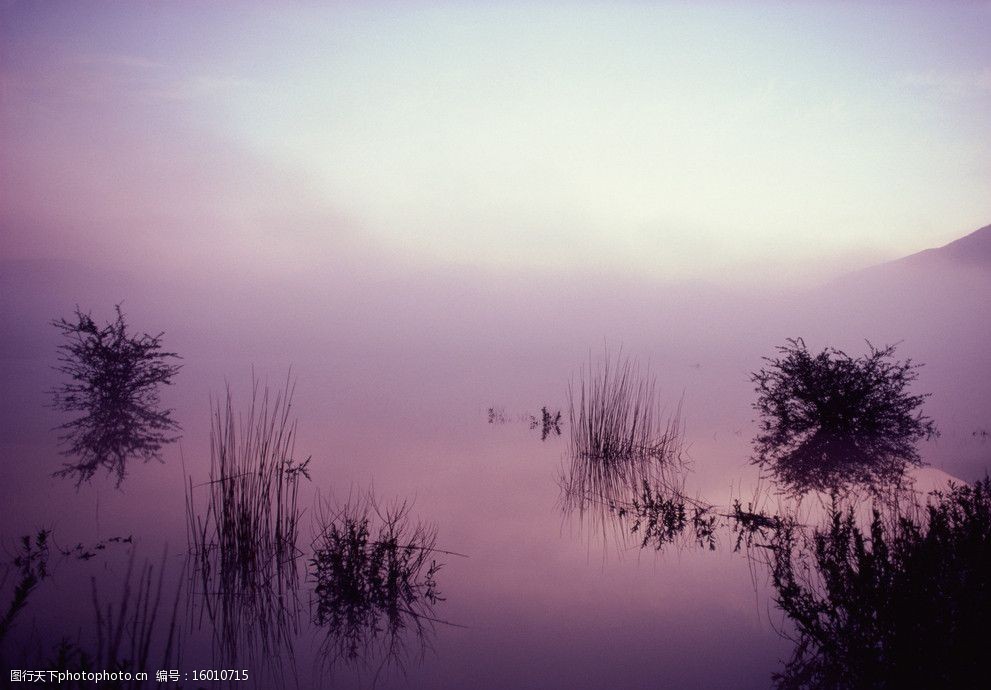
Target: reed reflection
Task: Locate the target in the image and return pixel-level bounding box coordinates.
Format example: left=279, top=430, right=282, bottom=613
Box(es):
left=560, top=352, right=694, bottom=549
left=184, top=378, right=308, bottom=677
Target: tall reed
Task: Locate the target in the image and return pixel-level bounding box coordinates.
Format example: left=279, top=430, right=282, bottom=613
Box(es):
left=185, top=376, right=309, bottom=667
left=187, top=377, right=308, bottom=584
left=563, top=351, right=687, bottom=532
left=569, top=352, right=663, bottom=465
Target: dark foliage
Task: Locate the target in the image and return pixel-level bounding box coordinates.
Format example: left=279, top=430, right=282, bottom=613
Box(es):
left=751, top=338, right=936, bottom=495
left=50, top=305, right=181, bottom=486
left=185, top=378, right=308, bottom=672
left=690, top=505, right=719, bottom=551
left=730, top=499, right=785, bottom=553
left=0, top=531, right=51, bottom=644
left=629, top=480, right=688, bottom=549
left=628, top=487, right=783, bottom=553
left=770, top=478, right=991, bottom=689
left=309, top=493, right=449, bottom=676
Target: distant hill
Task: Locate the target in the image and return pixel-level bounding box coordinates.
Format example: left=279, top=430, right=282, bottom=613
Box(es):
left=925, top=223, right=991, bottom=264
left=807, top=223, right=991, bottom=481
left=844, top=223, right=991, bottom=281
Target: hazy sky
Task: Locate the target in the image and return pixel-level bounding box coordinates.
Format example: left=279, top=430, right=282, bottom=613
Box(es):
left=2, top=1, right=989, bottom=283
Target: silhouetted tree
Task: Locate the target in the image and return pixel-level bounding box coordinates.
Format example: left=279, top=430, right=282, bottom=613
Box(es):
left=751, top=339, right=936, bottom=494
left=770, top=478, right=991, bottom=689
left=50, top=305, right=181, bottom=486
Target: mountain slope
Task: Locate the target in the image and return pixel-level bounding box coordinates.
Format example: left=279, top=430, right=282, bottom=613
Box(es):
left=849, top=223, right=991, bottom=279
left=805, top=223, right=991, bottom=480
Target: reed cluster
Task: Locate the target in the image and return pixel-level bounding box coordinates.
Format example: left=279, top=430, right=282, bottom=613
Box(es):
left=187, top=378, right=308, bottom=586
left=569, top=352, right=668, bottom=464
left=563, top=351, right=687, bottom=535
left=185, top=377, right=309, bottom=666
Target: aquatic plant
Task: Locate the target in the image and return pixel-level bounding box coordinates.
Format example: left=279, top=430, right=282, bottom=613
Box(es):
left=46, top=552, right=182, bottom=689
left=1, top=531, right=133, bottom=647
left=185, top=377, right=309, bottom=668
left=769, top=478, right=991, bottom=689
left=186, top=377, right=308, bottom=586
left=50, top=305, right=181, bottom=486
left=752, top=338, right=937, bottom=495
left=625, top=482, right=735, bottom=552
left=487, top=407, right=507, bottom=424
left=309, top=491, right=452, bottom=677
left=629, top=480, right=688, bottom=548
left=729, top=498, right=786, bottom=553
left=0, top=531, right=51, bottom=644
left=185, top=544, right=302, bottom=681
left=569, top=352, right=672, bottom=465
left=562, top=351, right=689, bottom=545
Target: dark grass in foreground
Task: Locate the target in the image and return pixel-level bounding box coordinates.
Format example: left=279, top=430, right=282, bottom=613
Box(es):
left=0, top=531, right=51, bottom=645
left=1, top=532, right=135, bottom=649
left=769, top=478, right=991, bottom=689
left=2, top=549, right=181, bottom=689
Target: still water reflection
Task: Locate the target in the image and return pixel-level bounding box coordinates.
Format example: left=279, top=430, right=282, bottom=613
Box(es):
left=2, top=306, right=985, bottom=689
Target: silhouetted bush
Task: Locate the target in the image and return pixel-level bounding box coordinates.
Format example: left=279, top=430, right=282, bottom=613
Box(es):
left=751, top=338, right=936, bottom=494
left=50, top=305, right=181, bottom=486
left=770, top=478, right=991, bottom=689
left=309, top=492, right=446, bottom=675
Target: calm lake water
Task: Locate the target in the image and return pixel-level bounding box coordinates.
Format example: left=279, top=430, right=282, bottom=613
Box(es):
left=1, top=260, right=987, bottom=689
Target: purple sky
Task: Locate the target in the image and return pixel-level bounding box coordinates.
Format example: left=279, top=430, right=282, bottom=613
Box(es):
left=2, top=1, right=990, bottom=285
